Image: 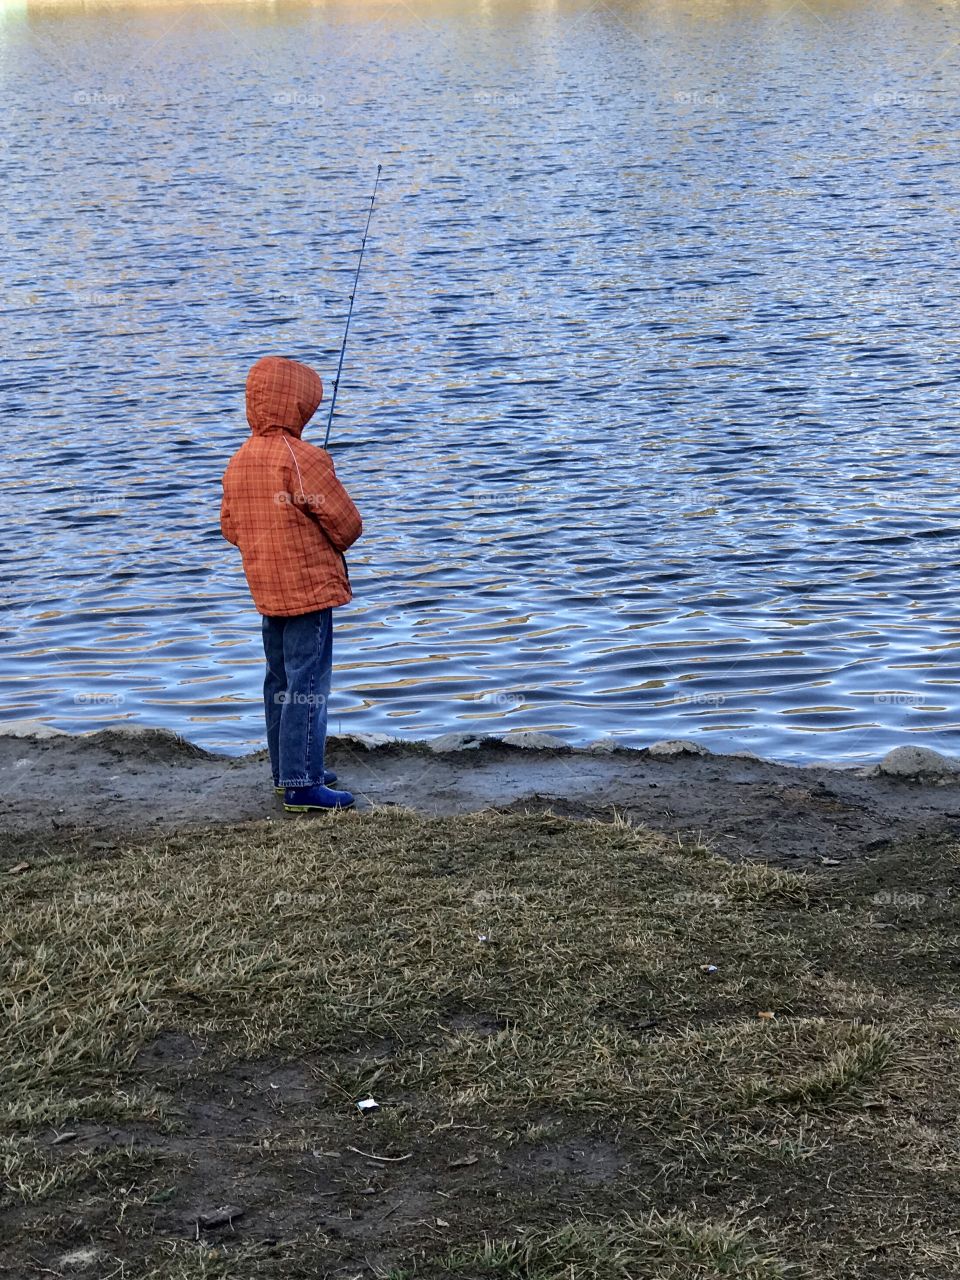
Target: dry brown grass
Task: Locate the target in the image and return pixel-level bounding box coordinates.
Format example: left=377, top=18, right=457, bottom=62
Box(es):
left=2, top=811, right=959, bottom=1278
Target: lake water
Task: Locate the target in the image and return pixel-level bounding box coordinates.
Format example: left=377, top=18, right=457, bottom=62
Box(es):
left=3, top=0, right=960, bottom=762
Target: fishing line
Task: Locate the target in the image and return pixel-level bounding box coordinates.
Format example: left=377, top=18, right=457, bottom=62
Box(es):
left=324, top=164, right=382, bottom=449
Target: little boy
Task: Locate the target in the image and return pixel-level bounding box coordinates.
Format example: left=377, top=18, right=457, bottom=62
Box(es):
left=220, top=355, right=362, bottom=811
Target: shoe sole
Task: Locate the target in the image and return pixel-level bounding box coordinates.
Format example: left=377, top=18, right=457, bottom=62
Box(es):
left=283, top=801, right=354, bottom=813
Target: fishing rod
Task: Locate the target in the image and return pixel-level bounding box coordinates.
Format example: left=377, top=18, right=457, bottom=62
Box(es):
left=324, top=163, right=382, bottom=449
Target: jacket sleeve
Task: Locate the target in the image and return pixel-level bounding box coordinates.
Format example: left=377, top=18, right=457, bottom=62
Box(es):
left=220, top=489, right=239, bottom=546
left=293, top=444, right=363, bottom=553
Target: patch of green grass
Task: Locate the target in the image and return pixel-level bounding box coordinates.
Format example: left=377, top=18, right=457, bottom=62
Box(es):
left=136, top=1242, right=311, bottom=1280
left=400, top=1213, right=800, bottom=1279
left=2, top=812, right=845, bottom=1132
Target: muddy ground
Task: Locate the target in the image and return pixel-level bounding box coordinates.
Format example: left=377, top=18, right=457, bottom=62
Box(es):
left=3, top=726, right=960, bottom=867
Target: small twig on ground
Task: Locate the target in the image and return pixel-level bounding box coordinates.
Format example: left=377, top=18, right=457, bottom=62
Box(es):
left=346, top=1145, right=412, bottom=1163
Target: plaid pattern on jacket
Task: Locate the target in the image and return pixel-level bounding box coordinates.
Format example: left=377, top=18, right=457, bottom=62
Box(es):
left=220, top=356, right=363, bottom=617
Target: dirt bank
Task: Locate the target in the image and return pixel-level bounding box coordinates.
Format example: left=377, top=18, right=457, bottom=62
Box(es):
left=3, top=726, right=960, bottom=867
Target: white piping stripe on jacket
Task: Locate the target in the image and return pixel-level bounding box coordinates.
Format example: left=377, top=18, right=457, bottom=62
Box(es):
left=281, top=433, right=307, bottom=501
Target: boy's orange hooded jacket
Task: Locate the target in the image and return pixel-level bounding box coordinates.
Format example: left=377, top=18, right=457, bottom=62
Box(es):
left=220, top=356, right=363, bottom=617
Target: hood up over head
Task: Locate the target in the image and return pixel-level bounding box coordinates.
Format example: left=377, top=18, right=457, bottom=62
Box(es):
left=245, top=356, right=323, bottom=438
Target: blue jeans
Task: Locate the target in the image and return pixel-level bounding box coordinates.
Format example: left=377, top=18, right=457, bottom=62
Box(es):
left=262, top=609, right=332, bottom=788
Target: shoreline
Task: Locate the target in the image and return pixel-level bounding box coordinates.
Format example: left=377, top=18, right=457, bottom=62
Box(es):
left=3, top=721, right=960, bottom=867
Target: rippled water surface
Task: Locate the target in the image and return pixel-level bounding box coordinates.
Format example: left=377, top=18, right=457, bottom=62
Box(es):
left=3, top=0, right=960, bottom=761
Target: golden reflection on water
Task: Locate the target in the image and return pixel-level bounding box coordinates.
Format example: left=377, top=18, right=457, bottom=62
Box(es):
left=8, top=0, right=948, bottom=15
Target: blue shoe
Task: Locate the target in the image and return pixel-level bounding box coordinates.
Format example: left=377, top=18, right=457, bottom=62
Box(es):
left=275, top=769, right=336, bottom=796
left=283, top=784, right=355, bottom=812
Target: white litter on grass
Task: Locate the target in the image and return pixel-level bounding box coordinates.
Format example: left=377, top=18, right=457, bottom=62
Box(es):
left=700, top=964, right=719, bottom=974
left=59, top=1248, right=101, bottom=1270
left=357, top=1096, right=379, bottom=1112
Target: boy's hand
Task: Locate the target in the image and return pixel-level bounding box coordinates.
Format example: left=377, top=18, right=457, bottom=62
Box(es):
left=220, top=493, right=239, bottom=545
